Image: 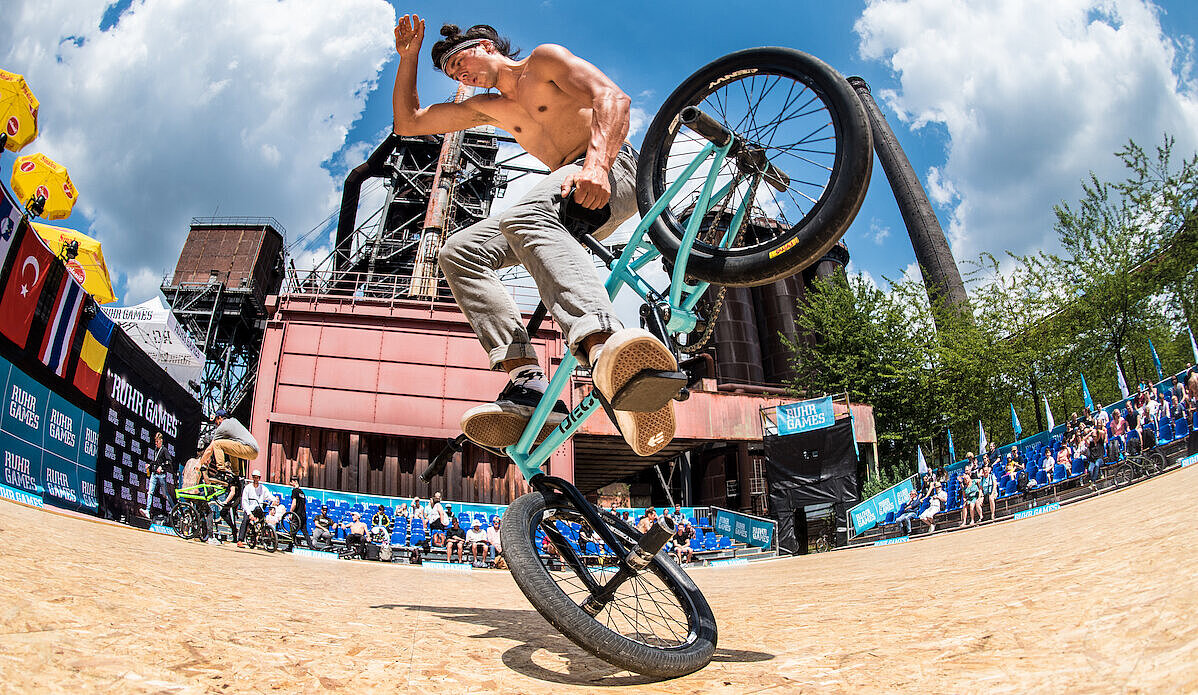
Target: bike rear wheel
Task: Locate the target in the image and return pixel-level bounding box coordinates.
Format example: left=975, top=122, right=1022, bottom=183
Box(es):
left=1113, top=462, right=1135, bottom=487
left=501, top=490, right=716, bottom=678
left=168, top=504, right=199, bottom=539
left=638, top=47, right=872, bottom=287
left=260, top=526, right=278, bottom=553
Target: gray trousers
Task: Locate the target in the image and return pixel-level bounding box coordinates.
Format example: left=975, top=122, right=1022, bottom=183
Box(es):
left=438, top=146, right=638, bottom=368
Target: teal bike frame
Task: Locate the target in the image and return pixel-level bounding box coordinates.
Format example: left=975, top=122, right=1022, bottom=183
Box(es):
left=507, top=135, right=763, bottom=482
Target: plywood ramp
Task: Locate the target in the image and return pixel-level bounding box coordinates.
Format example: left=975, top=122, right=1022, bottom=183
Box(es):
left=2, top=464, right=1196, bottom=693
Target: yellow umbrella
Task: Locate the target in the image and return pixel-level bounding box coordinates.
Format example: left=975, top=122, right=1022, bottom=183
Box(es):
left=31, top=222, right=117, bottom=304
left=10, top=152, right=78, bottom=220
left=0, top=69, right=39, bottom=152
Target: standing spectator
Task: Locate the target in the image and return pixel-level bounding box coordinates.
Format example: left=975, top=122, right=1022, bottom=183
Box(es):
left=313, top=505, right=335, bottom=549
left=486, top=517, right=504, bottom=566
left=1086, top=431, right=1105, bottom=488
left=893, top=489, right=920, bottom=536
left=671, top=520, right=695, bottom=565
left=236, top=470, right=274, bottom=548
left=979, top=465, right=997, bottom=522
left=445, top=517, right=467, bottom=563
left=1170, top=375, right=1185, bottom=404
left=426, top=492, right=449, bottom=547
left=959, top=471, right=980, bottom=527
left=670, top=504, right=686, bottom=526
left=198, top=410, right=260, bottom=482
left=143, top=431, right=172, bottom=520
left=466, top=519, right=489, bottom=564
left=636, top=507, right=658, bottom=534
left=287, top=477, right=312, bottom=549
left=1126, top=402, right=1140, bottom=432
left=918, top=482, right=946, bottom=532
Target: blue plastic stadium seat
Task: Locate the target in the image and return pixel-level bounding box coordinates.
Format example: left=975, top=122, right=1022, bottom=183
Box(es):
left=1053, top=464, right=1066, bottom=483
left=1004, top=479, right=1018, bottom=496
left=703, top=533, right=717, bottom=550
left=1070, top=459, right=1085, bottom=476
left=717, top=536, right=732, bottom=550
left=884, top=512, right=896, bottom=525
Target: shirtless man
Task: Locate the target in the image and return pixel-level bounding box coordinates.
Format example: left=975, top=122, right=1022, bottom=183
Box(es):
left=391, top=15, right=676, bottom=457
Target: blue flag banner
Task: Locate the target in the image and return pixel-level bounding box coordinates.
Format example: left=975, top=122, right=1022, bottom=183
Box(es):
left=776, top=396, right=835, bottom=436
left=1010, top=403, right=1021, bottom=435
left=1080, top=372, right=1094, bottom=411
left=1148, top=338, right=1163, bottom=382
left=947, top=428, right=955, bottom=463
left=849, top=477, right=915, bottom=535
left=1190, top=327, right=1198, bottom=364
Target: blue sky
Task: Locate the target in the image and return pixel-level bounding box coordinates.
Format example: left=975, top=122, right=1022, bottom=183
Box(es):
left=2, top=0, right=1197, bottom=309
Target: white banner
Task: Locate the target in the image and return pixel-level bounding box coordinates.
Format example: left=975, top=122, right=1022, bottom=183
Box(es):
left=102, top=296, right=204, bottom=389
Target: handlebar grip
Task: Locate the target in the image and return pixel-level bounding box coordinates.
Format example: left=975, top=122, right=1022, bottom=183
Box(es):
left=680, top=106, right=732, bottom=147
left=420, top=435, right=466, bottom=483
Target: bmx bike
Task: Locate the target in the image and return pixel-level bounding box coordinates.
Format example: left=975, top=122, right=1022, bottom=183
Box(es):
left=1112, top=448, right=1167, bottom=488
left=168, top=481, right=230, bottom=541
left=421, top=47, right=872, bottom=678
left=243, top=505, right=279, bottom=552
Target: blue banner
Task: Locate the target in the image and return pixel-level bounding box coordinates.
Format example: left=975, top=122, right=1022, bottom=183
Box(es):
left=777, top=396, right=835, bottom=436
left=0, top=354, right=98, bottom=511
left=712, top=508, right=775, bottom=548
left=849, top=477, right=915, bottom=535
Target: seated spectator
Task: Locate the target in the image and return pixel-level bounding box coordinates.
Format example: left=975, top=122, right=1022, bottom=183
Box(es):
left=345, top=512, right=369, bottom=558
left=445, top=517, right=467, bottom=563
left=1095, top=406, right=1110, bottom=429
left=1110, top=409, right=1128, bottom=442
left=371, top=504, right=392, bottom=535
left=893, top=489, right=920, bottom=536
left=1055, top=444, right=1072, bottom=475
left=313, top=505, right=335, bottom=548
left=672, top=520, right=695, bottom=564
left=918, top=482, right=946, bottom=532
left=486, top=517, right=504, bottom=567
left=395, top=503, right=409, bottom=521
left=466, top=519, right=489, bottom=564
left=265, top=499, right=286, bottom=529
left=619, top=510, right=631, bottom=523
left=1039, top=450, right=1055, bottom=484
left=540, top=531, right=560, bottom=559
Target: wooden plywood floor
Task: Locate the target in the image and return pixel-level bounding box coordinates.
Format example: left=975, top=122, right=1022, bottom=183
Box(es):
left=2, top=464, right=1196, bottom=693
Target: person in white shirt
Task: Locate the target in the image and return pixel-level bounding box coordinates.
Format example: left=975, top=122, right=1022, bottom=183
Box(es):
left=426, top=492, right=449, bottom=547
left=485, top=517, right=503, bottom=566
left=236, top=470, right=274, bottom=547
left=466, top=519, right=489, bottom=564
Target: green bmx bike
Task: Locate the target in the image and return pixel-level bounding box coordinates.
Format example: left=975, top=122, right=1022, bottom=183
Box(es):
left=422, top=47, right=872, bottom=678
left=167, top=481, right=230, bottom=541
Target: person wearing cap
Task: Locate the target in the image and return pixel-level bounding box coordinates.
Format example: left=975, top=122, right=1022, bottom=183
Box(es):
left=390, top=16, right=679, bottom=460
left=236, top=469, right=274, bottom=548
left=466, top=518, right=489, bottom=565
left=199, top=410, right=260, bottom=481
left=486, top=516, right=503, bottom=567
left=313, top=505, right=335, bottom=549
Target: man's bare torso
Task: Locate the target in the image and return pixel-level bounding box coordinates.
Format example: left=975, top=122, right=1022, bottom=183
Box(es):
left=469, top=46, right=593, bottom=170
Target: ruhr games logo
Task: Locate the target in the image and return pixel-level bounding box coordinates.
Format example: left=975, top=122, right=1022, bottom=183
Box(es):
left=8, top=383, right=40, bottom=429
left=48, top=407, right=76, bottom=448
left=109, top=371, right=179, bottom=438
left=45, top=467, right=76, bottom=503
left=751, top=525, right=771, bottom=544
left=81, top=479, right=96, bottom=508
left=854, top=505, right=877, bottom=528
left=4, top=451, right=38, bottom=491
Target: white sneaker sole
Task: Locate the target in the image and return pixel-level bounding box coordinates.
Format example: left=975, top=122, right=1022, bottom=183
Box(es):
left=592, top=328, right=677, bottom=457
left=461, top=402, right=566, bottom=449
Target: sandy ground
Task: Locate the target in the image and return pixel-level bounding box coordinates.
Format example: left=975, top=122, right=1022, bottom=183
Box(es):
left=2, top=464, right=1196, bottom=694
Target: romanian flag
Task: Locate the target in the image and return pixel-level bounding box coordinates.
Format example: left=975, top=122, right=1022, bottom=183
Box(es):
left=73, top=305, right=114, bottom=399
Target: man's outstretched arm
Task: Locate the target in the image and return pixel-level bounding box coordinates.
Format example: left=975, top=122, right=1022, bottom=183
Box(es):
left=392, top=14, right=493, bottom=136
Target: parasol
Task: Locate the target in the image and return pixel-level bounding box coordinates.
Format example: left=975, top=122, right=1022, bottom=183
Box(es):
left=10, top=152, right=78, bottom=220
left=0, top=69, right=39, bottom=152
left=31, top=222, right=116, bottom=303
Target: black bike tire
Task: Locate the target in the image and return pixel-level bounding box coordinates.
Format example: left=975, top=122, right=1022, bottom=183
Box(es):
left=1113, top=463, right=1135, bottom=487
left=262, top=527, right=278, bottom=553
left=500, top=490, right=717, bottom=678
left=1148, top=450, right=1167, bottom=474
left=637, top=47, right=872, bottom=287
left=167, top=505, right=192, bottom=539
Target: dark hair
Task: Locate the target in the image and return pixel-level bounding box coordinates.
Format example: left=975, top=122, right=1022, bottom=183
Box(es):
left=430, top=23, right=520, bottom=72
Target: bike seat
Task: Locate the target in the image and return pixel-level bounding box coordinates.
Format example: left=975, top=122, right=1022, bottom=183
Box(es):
left=556, top=191, right=611, bottom=240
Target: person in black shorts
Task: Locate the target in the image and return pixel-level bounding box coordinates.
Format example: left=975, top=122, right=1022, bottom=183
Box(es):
left=287, top=477, right=312, bottom=549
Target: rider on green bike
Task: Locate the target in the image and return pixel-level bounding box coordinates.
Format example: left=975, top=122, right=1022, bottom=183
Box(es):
left=391, top=15, right=678, bottom=457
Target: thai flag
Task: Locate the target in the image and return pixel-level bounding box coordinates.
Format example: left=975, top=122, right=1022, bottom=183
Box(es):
left=39, top=274, right=85, bottom=377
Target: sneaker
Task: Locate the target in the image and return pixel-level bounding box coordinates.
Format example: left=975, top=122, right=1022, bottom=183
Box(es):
left=591, top=328, right=677, bottom=457
left=207, top=538, right=221, bottom=545
left=236, top=542, right=246, bottom=548
left=461, top=382, right=569, bottom=449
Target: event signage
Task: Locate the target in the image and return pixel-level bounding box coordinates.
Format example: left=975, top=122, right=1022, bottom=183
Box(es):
left=873, top=536, right=910, bottom=546
left=0, top=353, right=99, bottom=511
left=1013, top=502, right=1060, bottom=521
left=849, top=476, right=915, bottom=535
left=776, top=396, right=835, bottom=436
left=713, top=507, right=775, bottom=549
left=1180, top=453, right=1198, bottom=468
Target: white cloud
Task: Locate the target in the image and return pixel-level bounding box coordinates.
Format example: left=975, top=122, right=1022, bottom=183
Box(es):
left=856, top=0, right=1198, bottom=262
left=1, top=0, right=395, bottom=304
left=869, top=217, right=891, bottom=244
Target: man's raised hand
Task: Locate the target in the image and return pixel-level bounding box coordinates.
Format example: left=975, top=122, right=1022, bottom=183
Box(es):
left=395, top=14, right=425, bottom=57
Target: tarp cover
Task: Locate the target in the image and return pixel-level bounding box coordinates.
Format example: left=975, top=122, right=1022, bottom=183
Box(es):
left=101, top=297, right=203, bottom=390
left=764, top=417, right=859, bottom=553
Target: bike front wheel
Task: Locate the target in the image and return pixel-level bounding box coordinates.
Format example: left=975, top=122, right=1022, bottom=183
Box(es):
left=260, top=526, right=278, bottom=553
left=638, top=47, right=872, bottom=287
left=167, top=504, right=198, bottom=539
left=501, top=490, right=717, bottom=678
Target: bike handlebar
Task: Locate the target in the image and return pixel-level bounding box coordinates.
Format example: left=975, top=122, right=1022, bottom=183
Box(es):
left=420, top=435, right=466, bottom=483
left=680, top=106, right=732, bottom=147
left=680, top=106, right=790, bottom=193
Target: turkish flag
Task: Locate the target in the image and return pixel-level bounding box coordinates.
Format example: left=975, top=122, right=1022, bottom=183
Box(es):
left=0, top=223, right=56, bottom=349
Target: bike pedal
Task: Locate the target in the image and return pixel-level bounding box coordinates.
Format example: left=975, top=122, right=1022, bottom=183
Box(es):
left=611, top=369, right=687, bottom=412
